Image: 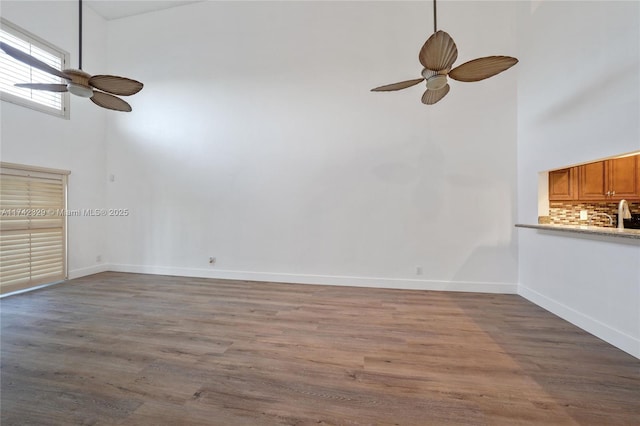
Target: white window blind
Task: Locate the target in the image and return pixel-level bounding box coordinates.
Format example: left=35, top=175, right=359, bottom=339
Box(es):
left=0, top=18, right=69, bottom=118
left=0, top=163, right=70, bottom=295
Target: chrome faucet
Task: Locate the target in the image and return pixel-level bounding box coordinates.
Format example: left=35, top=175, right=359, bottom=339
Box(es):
left=588, top=212, right=613, bottom=226
left=618, top=199, right=631, bottom=229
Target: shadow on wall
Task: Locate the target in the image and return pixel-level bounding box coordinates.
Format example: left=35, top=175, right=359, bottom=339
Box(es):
left=447, top=173, right=516, bottom=287
left=533, top=62, right=638, bottom=126
left=450, top=244, right=517, bottom=289
left=370, top=135, right=446, bottom=219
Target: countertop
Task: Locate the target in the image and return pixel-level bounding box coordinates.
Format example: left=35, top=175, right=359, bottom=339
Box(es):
left=515, top=223, right=640, bottom=240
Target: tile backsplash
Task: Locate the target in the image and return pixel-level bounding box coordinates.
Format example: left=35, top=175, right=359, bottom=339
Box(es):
left=546, top=201, right=640, bottom=227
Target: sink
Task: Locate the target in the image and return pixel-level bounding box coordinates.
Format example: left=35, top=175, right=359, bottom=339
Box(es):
left=623, top=214, right=640, bottom=229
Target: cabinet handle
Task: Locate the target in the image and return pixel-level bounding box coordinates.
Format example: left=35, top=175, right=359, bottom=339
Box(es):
left=612, top=190, right=615, bottom=196
left=606, top=191, right=611, bottom=196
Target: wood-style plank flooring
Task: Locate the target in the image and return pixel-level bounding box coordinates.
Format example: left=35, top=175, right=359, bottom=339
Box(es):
left=1, top=272, right=639, bottom=425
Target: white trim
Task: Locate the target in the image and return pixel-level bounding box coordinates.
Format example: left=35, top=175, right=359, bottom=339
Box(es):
left=107, top=263, right=517, bottom=294
left=0, top=162, right=71, bottom=176
left=518, top=284, right=640, bottom=359
left=68, top=263, right=109, bottom=280
left=0, top=279, right=64, bottom=298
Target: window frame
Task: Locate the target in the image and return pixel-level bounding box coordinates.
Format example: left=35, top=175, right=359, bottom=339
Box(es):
left=0, top=18, right=70, bottom=119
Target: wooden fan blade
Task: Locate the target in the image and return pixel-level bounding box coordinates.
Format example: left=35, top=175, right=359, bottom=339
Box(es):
left=0, top=42, right=70, bottom=80
left=419, top=31, right=458, bottom=71
left=371, top=78, right=425, bottom=92
left=421, top=84, right=450, bottom=105
left=15, top=83, right=68, bottom=92
left=89, top=75, right=143, bottom=96
left=90, top=91, right=132, bottom=112
left=449, top=56, right=518, bottom=82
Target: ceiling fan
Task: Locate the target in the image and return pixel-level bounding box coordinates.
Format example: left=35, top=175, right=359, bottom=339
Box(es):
left=372, top=0, right=518, bottom=105
left=0, top=0, right=143, bottom=112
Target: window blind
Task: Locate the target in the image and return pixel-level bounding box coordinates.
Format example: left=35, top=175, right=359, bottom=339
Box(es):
left=0, top=18, right=69, bottom=118
left=0, top=163, right=69, bottom=295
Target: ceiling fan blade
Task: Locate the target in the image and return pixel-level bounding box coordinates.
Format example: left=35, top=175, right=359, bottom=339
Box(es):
left=419, top=31, right=458, bottom=71
left=371, top=78, right=425, bottom=92
left=15, top=83, right=68, bottom=92
left=90, top=91, right=132, bottom=112
left=0, top=42, right=70, bottom=81
left=449, top=56, right=518, bottom=82
left=89, top=75, right=143, bottom=96
left=421, top=84, right=450, bottom=105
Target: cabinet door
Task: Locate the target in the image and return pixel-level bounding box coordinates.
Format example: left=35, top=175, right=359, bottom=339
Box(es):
left=578, top=161, right=608, bottom=200
left=549, top=167, right=577, bottom=200
left=609, top=155, right=640, bottom=201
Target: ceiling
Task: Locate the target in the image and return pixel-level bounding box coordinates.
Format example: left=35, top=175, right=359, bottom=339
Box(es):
left=86, top=1, right=203, bottom=21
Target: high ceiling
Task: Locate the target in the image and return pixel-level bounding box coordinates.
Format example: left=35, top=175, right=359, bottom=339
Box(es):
left=86, top=0, right=202, bottom=21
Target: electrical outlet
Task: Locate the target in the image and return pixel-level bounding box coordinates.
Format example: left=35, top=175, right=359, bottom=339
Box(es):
left=209, top=257, right=216, bottom=265
left=580, top=210, right=588, bottom=220
left=96, top=255, right=102, bottom=262
left=416, top=266, right=423, bottom=276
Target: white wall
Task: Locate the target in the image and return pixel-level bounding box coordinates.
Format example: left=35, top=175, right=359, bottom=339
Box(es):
left=2, top=0, right=637, bottom=358
left=104, top=1, right=519, bottom=292
left=516, top=1, right=640, bottom=358
left=0, top=1, right=109, bottom=278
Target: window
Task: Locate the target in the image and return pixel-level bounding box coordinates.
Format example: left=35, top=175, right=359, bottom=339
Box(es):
left=0, top=18, right=70, bottom=118
left=0, top=163, right=70, bottom=295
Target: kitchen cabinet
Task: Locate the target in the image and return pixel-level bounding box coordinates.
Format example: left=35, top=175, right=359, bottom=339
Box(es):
left=549, top=167, right=578, bottom=201
left=577, top=161, right=607, bottom=200
left=577, top=155, right=640, bottom=201
left=548, top=154, right=640, bottom=202
left=608, top=156, right=640, bottom=200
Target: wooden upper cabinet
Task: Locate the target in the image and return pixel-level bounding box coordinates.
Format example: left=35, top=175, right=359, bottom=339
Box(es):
left=577, top=155, right=640, bottom=201
left=608, top=156, right=640, bottom=200
left=549, top=167, right=578, bottom=200
left=578, top=161, right=608, bottom=200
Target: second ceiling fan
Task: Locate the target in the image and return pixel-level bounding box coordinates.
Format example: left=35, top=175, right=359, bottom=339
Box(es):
left=0, top=0, right=143, bottom=112
left=372, top=0, right=518, bottom=105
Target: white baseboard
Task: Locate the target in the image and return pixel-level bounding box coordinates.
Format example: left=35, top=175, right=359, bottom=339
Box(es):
left=0, top=280, right=65, bottom=298
left=107, top=263, right=517, bottom=294
left=518, top=284, right=640, bottom=359
left=68, top=263, right=110, bottom=280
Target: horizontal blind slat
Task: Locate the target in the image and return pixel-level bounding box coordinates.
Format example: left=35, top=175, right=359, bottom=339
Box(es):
left=0, top=25, right=65, bottom=111
left=1, top=162, right=66, bottom=294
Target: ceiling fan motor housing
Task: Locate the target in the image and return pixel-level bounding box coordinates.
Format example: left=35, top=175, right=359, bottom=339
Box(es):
left=65, top=69, right=93, bottom=98
left=420, top=68, right=447, bottom=91
left=427, top=75, right=447, bottom=90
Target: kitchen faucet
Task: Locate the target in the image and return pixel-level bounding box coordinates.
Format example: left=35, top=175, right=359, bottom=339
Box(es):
left=618, top=199, right=631, bottom=229
left=588, top=212, right=613, bottom=226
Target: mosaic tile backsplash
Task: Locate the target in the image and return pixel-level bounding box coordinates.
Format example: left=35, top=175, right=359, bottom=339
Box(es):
left=546, top=201, right=640, bottom=227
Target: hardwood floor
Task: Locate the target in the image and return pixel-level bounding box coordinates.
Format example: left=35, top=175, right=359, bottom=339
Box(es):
left=1, top=272, right=638, bottom=425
